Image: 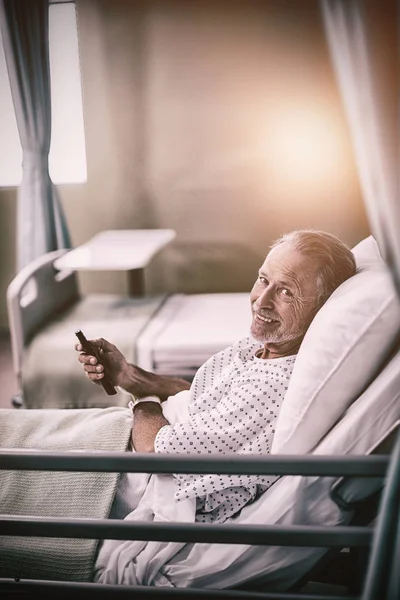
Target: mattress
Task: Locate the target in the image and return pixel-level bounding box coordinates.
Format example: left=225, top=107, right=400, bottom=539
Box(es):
left=136, top=293, right=251, bottom=376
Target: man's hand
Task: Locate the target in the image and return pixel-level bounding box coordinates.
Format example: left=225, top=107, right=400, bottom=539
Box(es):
left=75, top=337, right=191, bottom=401
left=76, top=337, right=131, bottom=388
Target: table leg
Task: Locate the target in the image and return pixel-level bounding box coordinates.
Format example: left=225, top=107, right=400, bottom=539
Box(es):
left=127, top=268, right=145, bottom=296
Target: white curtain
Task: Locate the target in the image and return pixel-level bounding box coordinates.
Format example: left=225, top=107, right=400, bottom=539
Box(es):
left=321, top=0, right=400, bottom=298
left=0, top=0, right=71, bottom=271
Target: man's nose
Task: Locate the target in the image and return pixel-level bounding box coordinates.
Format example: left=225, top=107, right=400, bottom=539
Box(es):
left=255, top=286, right=275, bottom=309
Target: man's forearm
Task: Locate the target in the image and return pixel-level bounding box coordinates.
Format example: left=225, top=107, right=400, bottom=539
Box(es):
left=123, top=364, right=190, bottom=402
left=131, top=402, right=169, bottom=452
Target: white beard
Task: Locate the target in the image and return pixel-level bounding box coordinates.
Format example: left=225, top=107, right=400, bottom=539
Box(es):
left=250, top=321, right=303, bottom=344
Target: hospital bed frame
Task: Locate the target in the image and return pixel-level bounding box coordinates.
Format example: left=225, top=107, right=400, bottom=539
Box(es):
left=0, top=425, right=399, bottom=600
left=6, top=249, right=80, bottom=407
left=288, top=419, right=400, bottom=596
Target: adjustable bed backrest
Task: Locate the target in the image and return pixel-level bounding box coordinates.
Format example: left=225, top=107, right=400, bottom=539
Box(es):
left=6, top=250, right=80, bottom=387
left=330, top=420, right=400, bottom=514
left=290, top=423, right=400, bottom=596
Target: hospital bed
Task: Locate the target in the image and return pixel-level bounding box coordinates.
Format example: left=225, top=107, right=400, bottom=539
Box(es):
left=1, top=235, right=400, bottom=598
left=6, top=250, right=251, bottom=408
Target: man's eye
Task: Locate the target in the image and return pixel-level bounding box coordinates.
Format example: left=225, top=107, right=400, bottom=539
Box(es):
left=279, top=288, right=292, bottom=297
left=259, top=276, right=268, bottom=284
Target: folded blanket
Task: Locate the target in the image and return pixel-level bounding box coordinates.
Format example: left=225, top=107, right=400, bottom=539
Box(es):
left=0, top=407, right=132, bottom=582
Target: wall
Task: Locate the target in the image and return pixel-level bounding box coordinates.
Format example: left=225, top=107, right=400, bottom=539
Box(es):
left=0, top=0, right=369, bottom=329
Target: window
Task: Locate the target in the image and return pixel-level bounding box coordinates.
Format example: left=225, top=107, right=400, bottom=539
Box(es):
left=0, top=1, right=87, bottom=186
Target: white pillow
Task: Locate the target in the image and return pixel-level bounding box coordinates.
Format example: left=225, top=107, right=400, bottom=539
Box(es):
left=271, top=236, right=400, bottom=455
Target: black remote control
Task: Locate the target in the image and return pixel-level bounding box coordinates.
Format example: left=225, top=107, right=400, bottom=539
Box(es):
left=75, top=330, right=117, bottom=396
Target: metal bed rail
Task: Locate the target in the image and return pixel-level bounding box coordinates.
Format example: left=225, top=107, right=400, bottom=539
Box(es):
left=0, top=516, right=374, bottom=547
left=0, top=443, right=399, bottom=600
left=0, top=580, right=358, bottom=600
left=0, top=450, right=390, bottom=475
left=358, top=427, right=400, bottom=600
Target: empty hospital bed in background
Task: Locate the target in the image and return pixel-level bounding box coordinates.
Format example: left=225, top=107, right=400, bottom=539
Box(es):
left=136, top=292, right=251, bottom=378
left=6, top=250, right=251, bottom=409
left=6, top=249, right=166, bottom=409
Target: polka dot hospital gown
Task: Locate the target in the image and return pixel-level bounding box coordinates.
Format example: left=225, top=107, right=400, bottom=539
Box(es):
left=154, top=337, right=296, bottom=524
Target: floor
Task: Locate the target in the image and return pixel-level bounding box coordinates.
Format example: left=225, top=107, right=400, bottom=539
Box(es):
left=0, top=330, right=18, bottom=408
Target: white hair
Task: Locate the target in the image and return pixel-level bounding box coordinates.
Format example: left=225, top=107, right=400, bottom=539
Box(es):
left=270, top=229, right=356, bottom=305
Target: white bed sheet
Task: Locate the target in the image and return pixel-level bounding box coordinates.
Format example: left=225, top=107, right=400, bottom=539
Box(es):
left=136, top=294, right=251, bottom=374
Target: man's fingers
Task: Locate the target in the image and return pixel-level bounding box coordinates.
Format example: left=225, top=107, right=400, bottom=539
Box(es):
left=75, top=338, right=109, bottom=354
left=84, top=364, right=104, bottom=374
left=76, top=340, right=105, bottom=383
left=92, top=338, right=110, bottom=353
left=78, top=353, right=98, bottom=365
left=86, top=371, right=104, bottom=382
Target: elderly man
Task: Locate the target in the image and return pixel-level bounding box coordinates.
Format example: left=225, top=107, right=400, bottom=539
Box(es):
left=77, top=229, right=356, bottom=524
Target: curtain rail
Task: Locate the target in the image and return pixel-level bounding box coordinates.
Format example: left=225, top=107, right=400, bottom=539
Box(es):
left=0, top=516, right=372, bottom=547
left=0, top=451, right=388, bottom=476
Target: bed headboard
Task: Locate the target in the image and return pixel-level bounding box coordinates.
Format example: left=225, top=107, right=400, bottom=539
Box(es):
left=6, top=249, right=80, bottom=386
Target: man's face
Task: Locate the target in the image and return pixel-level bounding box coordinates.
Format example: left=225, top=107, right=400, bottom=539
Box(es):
left=250, top=243, right=322, bottom=348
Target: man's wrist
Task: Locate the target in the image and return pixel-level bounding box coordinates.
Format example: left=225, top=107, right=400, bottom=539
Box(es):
left=128, top=395, right=162, bottom=410
left=117, top=364, right=150, bottom=397
left=119, top=364, right=190, bottom=402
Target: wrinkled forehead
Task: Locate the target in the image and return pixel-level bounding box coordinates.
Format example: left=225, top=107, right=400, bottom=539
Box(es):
left=261, top=243, right=320, bottom=285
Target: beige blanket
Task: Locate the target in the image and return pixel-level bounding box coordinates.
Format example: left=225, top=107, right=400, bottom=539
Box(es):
left=0, top=407, right=132, bottom=582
